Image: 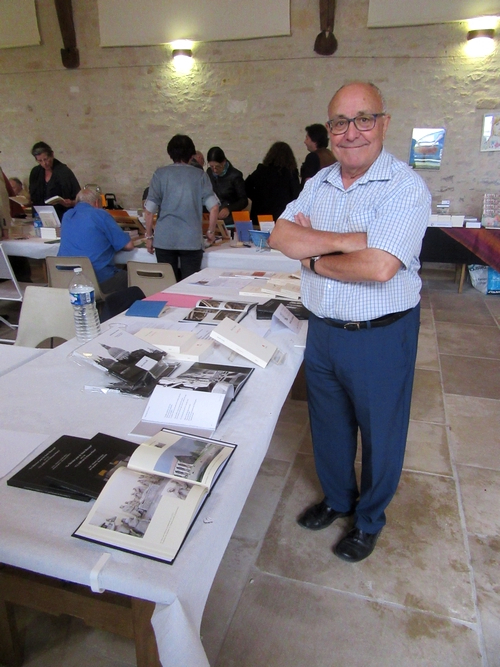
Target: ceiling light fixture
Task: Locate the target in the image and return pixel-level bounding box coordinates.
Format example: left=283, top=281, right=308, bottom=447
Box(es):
left=171, top=40, right=194, bottom=73
left=465, top=17, right=497, bottom=57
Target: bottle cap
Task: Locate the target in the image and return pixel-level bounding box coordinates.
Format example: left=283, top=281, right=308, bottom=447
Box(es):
left=74, top=267, right=82, bottom=274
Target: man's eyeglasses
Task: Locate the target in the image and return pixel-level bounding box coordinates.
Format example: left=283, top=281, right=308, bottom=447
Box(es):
left=326, top=113, right=386, bottom=135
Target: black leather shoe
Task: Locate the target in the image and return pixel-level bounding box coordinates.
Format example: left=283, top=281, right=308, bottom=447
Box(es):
left=334, top=527, right=382, bottom=562
left=297, top=500, right=353, bottom=531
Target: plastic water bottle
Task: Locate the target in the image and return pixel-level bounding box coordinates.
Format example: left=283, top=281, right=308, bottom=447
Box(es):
left=33, top=211, right=42, bottom=237
left=69, top=268, right=101, bottom=342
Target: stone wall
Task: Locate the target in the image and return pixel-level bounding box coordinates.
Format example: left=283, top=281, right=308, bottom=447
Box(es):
left=0, top=0, right=499, bottom=216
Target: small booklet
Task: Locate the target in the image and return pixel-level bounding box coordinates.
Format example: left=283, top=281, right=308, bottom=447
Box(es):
left=33, top=205, right=61, bottom=228
left=7, top=433, right=138, bottom=501
left=73, top=429, right=236, bottom=564
left=125, top=300, right=170, bottom=318
left=210, top=317, right=278, bottom=368
left=72, top=327, right=178, bottom=397
left=181, top=299, right=256, bottom=325
left=130, top=362, right=253, bottom=438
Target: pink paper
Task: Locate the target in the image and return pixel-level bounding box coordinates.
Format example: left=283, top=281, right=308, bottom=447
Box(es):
left=144, top=292, right=209, bottom=308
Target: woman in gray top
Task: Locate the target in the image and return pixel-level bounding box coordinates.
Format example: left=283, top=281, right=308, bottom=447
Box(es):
left=144, top=135, right=219, bottom=281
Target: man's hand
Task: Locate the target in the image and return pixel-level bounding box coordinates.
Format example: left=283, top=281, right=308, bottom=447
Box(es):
left=294, top=213, right=311, bottom=228
left=145, top=237, right=154, bottom=255
left=219, top=207, right=230, bottom=219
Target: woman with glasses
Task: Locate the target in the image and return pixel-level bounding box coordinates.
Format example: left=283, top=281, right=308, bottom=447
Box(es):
left=206, top=147, right=247, bottom=224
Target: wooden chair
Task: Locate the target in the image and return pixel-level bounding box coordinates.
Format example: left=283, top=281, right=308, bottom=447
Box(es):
left=127, top=261, right=177, bottom=297
left=45, top=256, right=106, bottom=302
left=14, top=286, right=75, bottom=347
left=0, top=245, right=30, bottom=344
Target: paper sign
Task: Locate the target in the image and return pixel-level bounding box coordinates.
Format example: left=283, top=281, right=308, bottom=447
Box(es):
left=272, top=303, right=302, bottom=334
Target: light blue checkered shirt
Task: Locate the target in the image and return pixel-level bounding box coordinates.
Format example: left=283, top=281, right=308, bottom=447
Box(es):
left=280, top=149, right=431, bottom=321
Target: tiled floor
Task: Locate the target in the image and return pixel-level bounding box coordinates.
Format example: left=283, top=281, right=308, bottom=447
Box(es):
left=3, top=266, right=500, bottom=666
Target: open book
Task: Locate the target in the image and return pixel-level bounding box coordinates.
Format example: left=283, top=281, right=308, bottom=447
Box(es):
left=130, top=362, right=253, bottom=438
left=73, top=429, right=236, bottom=564
left=45, top=195, right=67, bottom=206
left=181, top=299, right=256, bottom=325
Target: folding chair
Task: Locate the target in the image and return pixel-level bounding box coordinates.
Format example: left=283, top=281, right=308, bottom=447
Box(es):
left=14, top=286, right=75, bottom=348
left=0, top=245, right=30, bottom=343
left=127, top=261, right=177, bottom=297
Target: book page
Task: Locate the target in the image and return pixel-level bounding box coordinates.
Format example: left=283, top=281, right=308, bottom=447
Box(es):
left=128, top=430, right=235, bottom=488
left=74, top=467, right=207, bottom=562
left=142, top=385, right=227, bottom=432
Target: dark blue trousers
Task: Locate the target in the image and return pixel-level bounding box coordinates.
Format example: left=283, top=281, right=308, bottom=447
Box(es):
left=304, top=305, right=420, bottom=533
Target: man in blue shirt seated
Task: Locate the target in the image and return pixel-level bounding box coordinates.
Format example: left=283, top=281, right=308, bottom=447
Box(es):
left=59, top=188, right=134, bottom=293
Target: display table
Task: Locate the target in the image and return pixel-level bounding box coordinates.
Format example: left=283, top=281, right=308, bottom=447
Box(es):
left=0, top=346, right=46, bottom=377
left=3, top=238, right=300, bottom=274
left=0, top=268, right=306, bottom=667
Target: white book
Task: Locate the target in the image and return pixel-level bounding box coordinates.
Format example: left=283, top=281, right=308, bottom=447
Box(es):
left=135, top=328, right=197, bottom=354
left=210, top=317, right=277, bottom=368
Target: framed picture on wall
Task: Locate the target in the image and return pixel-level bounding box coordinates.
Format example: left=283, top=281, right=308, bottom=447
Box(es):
left=409, top=128, right=446, bottom=170
left=480, top=114, right=500, bottom=152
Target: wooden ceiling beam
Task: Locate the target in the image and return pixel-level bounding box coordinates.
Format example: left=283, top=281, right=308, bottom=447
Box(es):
left=54, top=0, right=79, bottom=69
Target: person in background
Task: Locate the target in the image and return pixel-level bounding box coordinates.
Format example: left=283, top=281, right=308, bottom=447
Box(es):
left=58, top=188, right=134, bottom=293
left=9, top=177, right=24, bottom=196
left=190, top=151, right=205, bottom=169
left=29, top=141, right=80, bottom=220
left=245, top=141, right=300, bottom=225
left=300, top=123, right=336, bottom=187
left=206, top=146, right=247, bottom=223
left=270, top=81, right=430, bottom=563
left=144, top=134, right=219, bottom=281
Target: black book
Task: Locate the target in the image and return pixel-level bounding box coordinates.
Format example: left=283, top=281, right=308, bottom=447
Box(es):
left=45, top=432, right=139, bottom=499
left=256, top=298, right=310, bottom=320
left=7, top=435, right=96, bottom=501
left=8, top=433, right=139, bottom=501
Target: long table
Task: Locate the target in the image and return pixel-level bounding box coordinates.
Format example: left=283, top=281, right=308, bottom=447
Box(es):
left=2, top=238, right=300, bottom=273
left=0, top=268, right=306, bottom=666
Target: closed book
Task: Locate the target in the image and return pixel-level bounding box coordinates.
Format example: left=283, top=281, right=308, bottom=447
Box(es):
left=125, top=300, right=170, bottom=318
left=210, top=317, right=277, bottom=368
left=256, top=299, right=309, bottom=320
left=135, top=328, right=197, bottom=354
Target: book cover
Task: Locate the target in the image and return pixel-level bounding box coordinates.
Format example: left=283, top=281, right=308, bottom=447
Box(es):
left=7, top=435, right=99, bottom=501
left=44, top=432, right=139, bottom=499
left=130, top=362, right=253, bottom=438
left=125, top=300, right=170, bottom=318
left=73, top=429, right=236, bottom=564
left=135, top=328, right=214, bottom=362
left=210, top=317, right=277, bottom=368
left=72, top=327, right=176, bottom=391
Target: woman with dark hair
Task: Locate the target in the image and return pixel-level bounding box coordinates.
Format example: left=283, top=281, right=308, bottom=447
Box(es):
left=28, top=141, right=80, bottom=220
left=206, top=147, right=247, bottom=223
left=244, top=142, right=300, bottom=224
left=144, top=135, right=219, bottom=280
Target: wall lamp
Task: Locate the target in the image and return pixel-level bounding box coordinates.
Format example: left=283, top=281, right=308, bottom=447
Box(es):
left=171, top=40, right=194, bottom=73
left=466, top=17, right=497, bottom=57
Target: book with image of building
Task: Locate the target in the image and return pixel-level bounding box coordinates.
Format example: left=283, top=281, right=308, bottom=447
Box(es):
left=73, top=429, right=236, bottom=564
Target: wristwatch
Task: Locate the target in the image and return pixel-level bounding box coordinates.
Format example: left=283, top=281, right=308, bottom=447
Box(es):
left=310, top=255, right=321, bottom=273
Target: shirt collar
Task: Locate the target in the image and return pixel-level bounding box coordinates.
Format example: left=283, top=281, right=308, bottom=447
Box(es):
left=323, top=148, right=391, bottom=190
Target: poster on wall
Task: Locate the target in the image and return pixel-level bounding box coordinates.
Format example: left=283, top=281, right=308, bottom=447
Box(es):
left=409, top=128, right=446, bottom=170
left=480, top=114, right=500, bottom=152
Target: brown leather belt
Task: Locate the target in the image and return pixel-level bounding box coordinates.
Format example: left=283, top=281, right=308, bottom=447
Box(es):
left=323, top=308, right=413, bottom=331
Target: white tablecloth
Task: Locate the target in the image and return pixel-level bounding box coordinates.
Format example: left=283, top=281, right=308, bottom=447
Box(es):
left=0, top=267, right=305, bottom=667
left=3, top=239, right=300, bottom=273
left=0, top=345, right=46, bottom=376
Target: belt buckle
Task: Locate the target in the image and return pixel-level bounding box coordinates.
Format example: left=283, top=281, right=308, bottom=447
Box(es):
left=344, top=321, right=361, bottom=331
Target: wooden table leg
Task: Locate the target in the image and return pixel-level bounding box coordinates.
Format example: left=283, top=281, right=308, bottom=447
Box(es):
left=458, top=263, right=467, bottom=293
left=0, top=599, right=23, bottom=666
left=131, top=599, right=161, bottom=667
